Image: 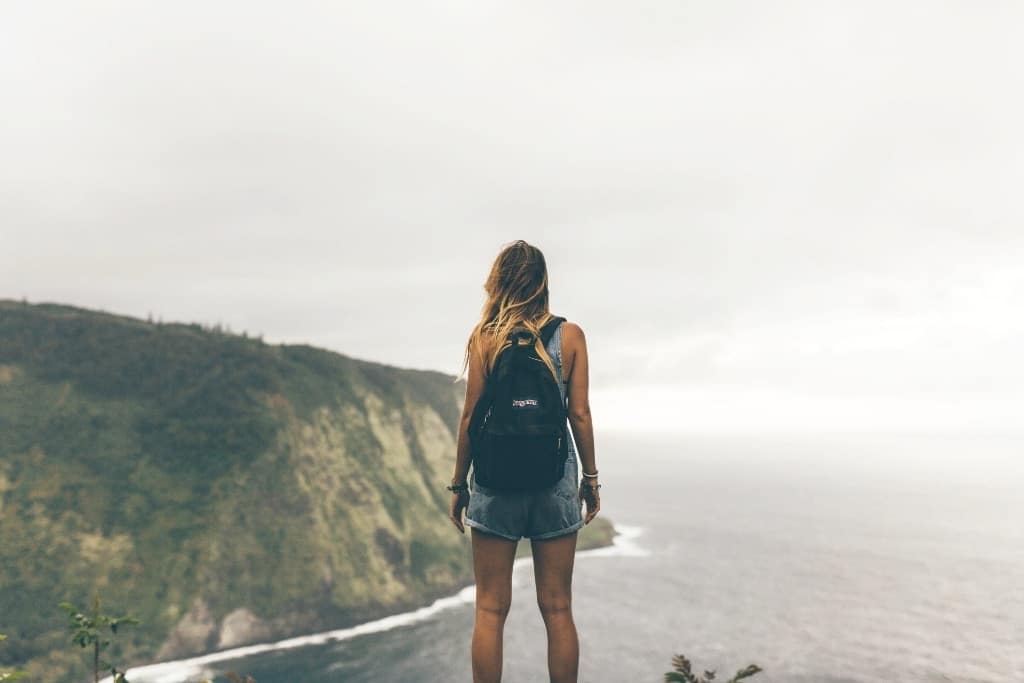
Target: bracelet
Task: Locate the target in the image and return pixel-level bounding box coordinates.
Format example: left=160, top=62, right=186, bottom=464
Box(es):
left=582, top=469, right=599, bottom=478
left=446, top=483, right=469, bottom=494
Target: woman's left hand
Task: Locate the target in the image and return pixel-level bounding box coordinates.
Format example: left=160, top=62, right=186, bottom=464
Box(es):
left=449, top=491, right=469, bottom=533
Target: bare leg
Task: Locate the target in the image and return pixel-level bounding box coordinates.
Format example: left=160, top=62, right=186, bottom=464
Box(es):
left=471, top=527, right=518, bottom=683
left=531, top=530, right=579, bottom=683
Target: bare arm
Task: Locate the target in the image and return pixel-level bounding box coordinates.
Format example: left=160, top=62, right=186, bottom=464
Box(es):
left=452, top=336, right=487, bottom=487
left=564, top=322, right=600, bottom=523
left=448, top=335, right=487, bottom=534
left=565, top=322, right=596, bottom=477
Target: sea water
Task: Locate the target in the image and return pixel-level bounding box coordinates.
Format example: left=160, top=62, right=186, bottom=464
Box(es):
left=114, top=432, right=1024, bottom=683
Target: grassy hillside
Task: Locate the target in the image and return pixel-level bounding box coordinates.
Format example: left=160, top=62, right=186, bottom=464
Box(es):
left=0, top=300, right=615, bottom=682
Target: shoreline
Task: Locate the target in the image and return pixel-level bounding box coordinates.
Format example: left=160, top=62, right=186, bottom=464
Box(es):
left=105, top=523, right=647, bottom=683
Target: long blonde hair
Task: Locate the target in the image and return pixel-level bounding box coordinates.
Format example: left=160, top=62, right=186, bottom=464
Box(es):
left=457, top=239, right=558, bottom=384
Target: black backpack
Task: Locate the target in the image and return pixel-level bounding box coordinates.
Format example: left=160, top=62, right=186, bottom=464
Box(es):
left=469, top=316, right=568, bottom=493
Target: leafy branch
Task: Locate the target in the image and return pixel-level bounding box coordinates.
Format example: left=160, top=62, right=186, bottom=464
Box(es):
left=664, top=653, right=762, bottom=683
left=59, top=589, right=140, bottom=683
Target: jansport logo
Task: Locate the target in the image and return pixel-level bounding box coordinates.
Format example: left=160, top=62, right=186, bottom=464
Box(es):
left=512, top=398, right=540, bottom=408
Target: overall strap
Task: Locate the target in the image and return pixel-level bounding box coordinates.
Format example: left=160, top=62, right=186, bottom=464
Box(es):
left=539, top=315, right=566, bottom=347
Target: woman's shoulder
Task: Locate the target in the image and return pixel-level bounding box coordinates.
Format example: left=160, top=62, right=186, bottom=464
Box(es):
left=556, top=319, right=586, bottom=357
left=558, top=318, right=585, bottom=339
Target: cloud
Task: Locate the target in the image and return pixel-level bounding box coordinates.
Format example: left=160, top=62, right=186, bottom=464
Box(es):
left=2, top=1, right=1022, bottom=432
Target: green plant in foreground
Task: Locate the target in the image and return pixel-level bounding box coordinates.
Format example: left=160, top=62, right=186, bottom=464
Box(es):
left=664, top=653, right=763, bottom=682
left=59, top=590, right=141, bottom=683
left=0, top=633, right=29, bottom=681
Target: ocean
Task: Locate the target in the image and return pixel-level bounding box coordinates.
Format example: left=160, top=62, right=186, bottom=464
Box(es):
left=113, top=432, right=1023, bottom=683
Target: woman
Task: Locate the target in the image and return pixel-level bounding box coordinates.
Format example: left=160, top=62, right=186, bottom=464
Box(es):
left=448, top=239, right=601, bottom=683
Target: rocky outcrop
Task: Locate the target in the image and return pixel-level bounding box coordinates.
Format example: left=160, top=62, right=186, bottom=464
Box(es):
left=216, top=608, right=274, bottom=650
left=156, top=598, right=218, bottom=660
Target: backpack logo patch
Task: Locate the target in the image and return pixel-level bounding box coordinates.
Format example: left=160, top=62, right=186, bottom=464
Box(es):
left=511, top=398, right=540, bottom=408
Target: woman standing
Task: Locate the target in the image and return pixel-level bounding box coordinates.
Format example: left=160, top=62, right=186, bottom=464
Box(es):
left=449, top=239, right=601, bottom=683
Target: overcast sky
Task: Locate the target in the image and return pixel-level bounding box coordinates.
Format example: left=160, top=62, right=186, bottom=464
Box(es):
left=2, top=2, right=1022, bottom=434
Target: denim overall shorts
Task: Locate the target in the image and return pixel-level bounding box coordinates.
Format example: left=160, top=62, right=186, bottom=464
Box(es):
left=464, top=320, right=584, bottom=541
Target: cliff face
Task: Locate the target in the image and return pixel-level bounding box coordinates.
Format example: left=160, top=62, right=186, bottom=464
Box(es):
left=0, top=301, right=614, bottom=682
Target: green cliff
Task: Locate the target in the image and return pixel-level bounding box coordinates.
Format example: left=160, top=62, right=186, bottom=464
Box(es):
left=0, top=300, right=615, bottom=682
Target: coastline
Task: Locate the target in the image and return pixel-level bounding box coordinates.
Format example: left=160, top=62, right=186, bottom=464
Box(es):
left=104, top=522, right=647, bottom=683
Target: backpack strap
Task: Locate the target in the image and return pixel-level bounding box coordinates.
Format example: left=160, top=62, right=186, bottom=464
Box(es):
left=539, top=315, right=566, bottom=347
left=509, top=316, right=565, bottom=347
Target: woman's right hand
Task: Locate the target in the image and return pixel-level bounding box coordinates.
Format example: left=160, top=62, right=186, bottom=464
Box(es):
left=579, top=478, right=600, bottom=524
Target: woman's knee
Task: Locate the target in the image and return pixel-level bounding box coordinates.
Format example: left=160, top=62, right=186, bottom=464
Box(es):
left=536, top=590, right=572, bottom=620
left=476, top=592, right=512, bottom=620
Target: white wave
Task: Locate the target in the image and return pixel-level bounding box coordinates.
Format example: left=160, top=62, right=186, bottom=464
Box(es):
left=106, top=522, right=645, bottom=683
left=578, top=522, right=650, bottom=558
